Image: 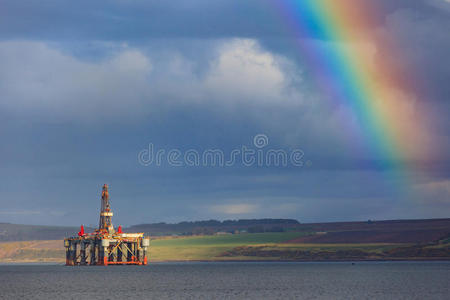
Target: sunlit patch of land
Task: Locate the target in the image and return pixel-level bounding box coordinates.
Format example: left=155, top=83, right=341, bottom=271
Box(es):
left=149, top=232, right=309, bottom=261
left=0, top=240, right=63, bottom=263
left=1, top=231, right=448, bottom=263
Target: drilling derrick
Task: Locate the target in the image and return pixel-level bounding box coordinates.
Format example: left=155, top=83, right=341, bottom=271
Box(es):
left=64, top=184, right=149, bottom=266
left=99, top=184, right=114, bottom=233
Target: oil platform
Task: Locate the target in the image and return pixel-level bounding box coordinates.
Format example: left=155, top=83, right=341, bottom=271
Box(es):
left=64, top=184, right=149, bottom=266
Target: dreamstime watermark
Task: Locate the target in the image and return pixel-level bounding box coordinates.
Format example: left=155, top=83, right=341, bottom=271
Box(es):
left=138, top=134, right=310, bottom=168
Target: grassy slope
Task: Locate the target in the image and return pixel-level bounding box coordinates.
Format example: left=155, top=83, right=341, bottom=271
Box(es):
left=0, top=223, right=91, bottom=242
left=0, top=240, right=63, bottom=262
left=148, top=232, right=408, bottom=261
left=0, top=232, right=313, bottom=262
left=150, top=232, right=309, bottom=261
left=0, top=232, right=447, bottom=263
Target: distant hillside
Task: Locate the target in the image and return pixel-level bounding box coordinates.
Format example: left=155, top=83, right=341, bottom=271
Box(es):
left=0, top=223, right=93, bottom=242
left=127, top=218, right=450, bottom=243
left=0, top=218, right=449, bottom=244
left=0, top=219, right=299, bottom=241
left=126, top=219, right=301, bottom=236
left=287, top=218, right=450, bottom=244
left=1, top=231, right=449, bottom=263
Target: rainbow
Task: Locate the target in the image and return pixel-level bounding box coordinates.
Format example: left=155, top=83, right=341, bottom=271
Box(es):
left=269, top=0, right=429, bottom=171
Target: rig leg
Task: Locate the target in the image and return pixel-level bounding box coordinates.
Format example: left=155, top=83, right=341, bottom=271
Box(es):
left=103, top=247, right=109, bottom=266
left=65, top=240, right=72, bottom=266
left=80, top=242, right=87, bottom=265
left=143, top=248, right=148, bottom=265
left=90, top=241, right=96, bottom=265
left=70, top=241, right=77, bottom=266
left=117, top=243, right=123, bottom=263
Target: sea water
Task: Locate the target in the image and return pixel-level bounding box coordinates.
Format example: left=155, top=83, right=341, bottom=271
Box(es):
left=0, top=261, right=448, bottom=299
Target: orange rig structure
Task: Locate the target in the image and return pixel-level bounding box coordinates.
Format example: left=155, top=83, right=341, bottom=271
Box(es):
left=64, top=184, right=149, bottom=266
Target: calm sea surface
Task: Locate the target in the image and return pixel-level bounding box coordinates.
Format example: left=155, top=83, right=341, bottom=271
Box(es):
left=0, top=262, right=448, bottom=299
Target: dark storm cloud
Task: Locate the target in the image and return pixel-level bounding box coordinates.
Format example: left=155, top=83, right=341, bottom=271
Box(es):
left=0, top=0, right=449, bottom=225
left=2, top=0, right=441, bottom=40
left=0, top=0, right=283, bottom=40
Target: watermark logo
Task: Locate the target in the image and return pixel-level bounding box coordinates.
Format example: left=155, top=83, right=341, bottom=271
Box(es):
left=138, top=134, right=310, bottom=168
left=253, top=134, right=269, bottom=148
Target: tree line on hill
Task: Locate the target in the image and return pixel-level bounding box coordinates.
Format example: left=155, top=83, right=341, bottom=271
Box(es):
left=2, top=218, right=448, bottom=243
left=126, top=219, right=301, bottom=236
left=0, top=219, right=300, bottom=241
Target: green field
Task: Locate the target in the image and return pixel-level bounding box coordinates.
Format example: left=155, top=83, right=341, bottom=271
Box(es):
left=149, top=232, right=307, bottom=261
left=148, top=232, right=404, bottom=261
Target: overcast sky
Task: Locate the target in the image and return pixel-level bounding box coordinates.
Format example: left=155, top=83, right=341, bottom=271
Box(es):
left=0, top=0, right=449, bottom=226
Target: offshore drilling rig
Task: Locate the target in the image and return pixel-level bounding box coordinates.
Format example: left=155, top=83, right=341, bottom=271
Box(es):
left=64, top=184, right=149, bottom=266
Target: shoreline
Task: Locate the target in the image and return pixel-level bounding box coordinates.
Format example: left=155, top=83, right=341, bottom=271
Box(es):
left=2, top=257, right=450, bottom=265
